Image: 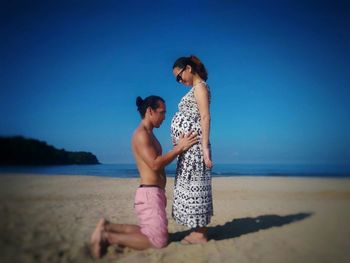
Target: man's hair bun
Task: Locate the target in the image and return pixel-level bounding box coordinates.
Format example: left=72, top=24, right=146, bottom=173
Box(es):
left=136, top=96, right=143, bottom=108
left=135, top=95, right=164, bottom=119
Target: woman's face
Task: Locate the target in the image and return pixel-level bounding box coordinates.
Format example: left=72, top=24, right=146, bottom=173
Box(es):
left=173, top=66, right=193, bottom=87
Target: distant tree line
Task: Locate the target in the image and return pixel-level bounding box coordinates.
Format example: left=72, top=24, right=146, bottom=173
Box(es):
left=0, top=136, right=100, bottom=165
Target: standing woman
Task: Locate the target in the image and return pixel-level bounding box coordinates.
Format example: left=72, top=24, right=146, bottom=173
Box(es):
left=171, top=55, right=213, bottom=244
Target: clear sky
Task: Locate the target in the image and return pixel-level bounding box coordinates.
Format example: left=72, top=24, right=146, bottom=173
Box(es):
left=1, top=0, right=349, bottom=165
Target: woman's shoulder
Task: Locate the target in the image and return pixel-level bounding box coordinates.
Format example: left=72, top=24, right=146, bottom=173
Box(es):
left=193, top=81, right=210, bottom=93
left=193, top=80, right=207, bottom=88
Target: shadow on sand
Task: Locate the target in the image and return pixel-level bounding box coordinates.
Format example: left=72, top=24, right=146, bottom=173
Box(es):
left=169, top=212, right=313, bottom=242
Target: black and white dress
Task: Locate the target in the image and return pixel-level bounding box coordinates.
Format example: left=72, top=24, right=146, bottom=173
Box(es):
left=171, top=81, right=213, bottom=228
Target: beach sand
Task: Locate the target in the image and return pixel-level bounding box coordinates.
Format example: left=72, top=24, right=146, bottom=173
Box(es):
left=0, top=174, right=349, bottom=263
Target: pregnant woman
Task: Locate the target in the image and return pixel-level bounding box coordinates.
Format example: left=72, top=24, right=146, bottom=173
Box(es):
left=171, top=55, right=213, bottom=244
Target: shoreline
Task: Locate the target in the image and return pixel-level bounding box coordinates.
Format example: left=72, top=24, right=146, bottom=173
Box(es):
left=1, top=172, right=350, bottom=179
left=1, top=175, right=349, bottom=262
left=1, top=163, right=349, bottom=179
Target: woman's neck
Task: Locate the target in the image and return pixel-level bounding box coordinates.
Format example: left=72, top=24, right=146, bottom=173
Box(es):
left=192, top=74, right=204, bottom=87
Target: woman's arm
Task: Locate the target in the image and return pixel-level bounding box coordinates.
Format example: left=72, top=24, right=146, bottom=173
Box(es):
left=194, top=83, right=213, bottom=168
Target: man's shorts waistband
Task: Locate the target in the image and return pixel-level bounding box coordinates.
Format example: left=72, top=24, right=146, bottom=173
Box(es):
left=139, top=184, right=162, bottom=189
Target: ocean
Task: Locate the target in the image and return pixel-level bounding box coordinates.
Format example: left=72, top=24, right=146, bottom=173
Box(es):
left=0, top=163, right=349, bottom=178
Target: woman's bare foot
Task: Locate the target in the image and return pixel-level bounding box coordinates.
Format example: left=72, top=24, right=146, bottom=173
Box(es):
left=181, top=231, right=208, bottom=245
left=90, top=218, right=107, bottom=258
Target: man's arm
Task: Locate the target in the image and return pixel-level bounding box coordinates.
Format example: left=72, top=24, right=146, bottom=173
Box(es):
left=134, top=131, right=197, bottom=171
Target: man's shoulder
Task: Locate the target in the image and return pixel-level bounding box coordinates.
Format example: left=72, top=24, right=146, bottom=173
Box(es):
left=132, top=126, right=149, bottom=144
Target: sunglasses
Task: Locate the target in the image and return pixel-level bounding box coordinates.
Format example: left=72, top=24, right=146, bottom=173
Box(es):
left=176, top=67, right=186, bottom=83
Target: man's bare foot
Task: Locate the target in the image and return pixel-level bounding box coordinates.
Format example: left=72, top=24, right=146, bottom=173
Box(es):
left=181, top=232, right=208, bottom=245
left=90, top=218, right=107, bottom=258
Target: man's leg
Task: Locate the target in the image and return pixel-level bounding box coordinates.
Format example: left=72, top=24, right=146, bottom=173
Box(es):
left=105, top=230, right=152, bottom=250
left=105, top=221, right=141, bottom=234
left=90, top=218, right=153, bottom=258
left=90, top=218, right=108, bottom=258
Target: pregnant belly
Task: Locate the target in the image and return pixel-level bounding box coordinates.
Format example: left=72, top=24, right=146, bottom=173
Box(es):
left=171, top=112, right=201, bottom=144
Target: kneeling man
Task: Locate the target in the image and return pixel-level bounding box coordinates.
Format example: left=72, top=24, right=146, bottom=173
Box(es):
left=90, top=95, right=197, bottom=258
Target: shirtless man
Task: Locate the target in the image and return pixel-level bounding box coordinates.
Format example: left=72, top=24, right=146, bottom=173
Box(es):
left=90, top=95, right=197, bottom=258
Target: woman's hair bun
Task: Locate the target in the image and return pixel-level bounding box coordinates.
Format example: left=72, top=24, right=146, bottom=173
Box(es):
left=136, top=96, right=143, bottom=108
left=189, top=55, right=201, bottom=65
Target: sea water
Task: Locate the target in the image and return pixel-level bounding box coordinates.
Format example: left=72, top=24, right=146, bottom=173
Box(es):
left=0, top=163, right=349, bottom=178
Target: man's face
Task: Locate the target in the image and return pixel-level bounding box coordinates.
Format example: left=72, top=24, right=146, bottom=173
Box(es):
left=151, top=101, right=166, bottom=128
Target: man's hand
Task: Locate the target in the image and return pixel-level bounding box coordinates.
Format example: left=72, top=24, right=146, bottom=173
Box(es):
left=176, top=132, right=198, bottom=153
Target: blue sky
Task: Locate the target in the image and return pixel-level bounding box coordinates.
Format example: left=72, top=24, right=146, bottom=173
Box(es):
left=1, top=0, right=349, bottom=165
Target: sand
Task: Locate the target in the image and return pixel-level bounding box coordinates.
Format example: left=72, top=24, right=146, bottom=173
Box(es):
left=0, top=174, right=349, bottom=263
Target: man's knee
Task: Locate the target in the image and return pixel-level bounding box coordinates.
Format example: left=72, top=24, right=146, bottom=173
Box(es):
left=151, top=234, right=168, bottom=249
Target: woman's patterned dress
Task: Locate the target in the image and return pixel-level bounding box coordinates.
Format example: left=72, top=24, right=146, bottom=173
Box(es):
left=171, top=81, right=213, bottom=228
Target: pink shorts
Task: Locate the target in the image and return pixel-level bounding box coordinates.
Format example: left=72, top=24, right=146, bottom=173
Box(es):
left=134, top=187, right=168, bottom=248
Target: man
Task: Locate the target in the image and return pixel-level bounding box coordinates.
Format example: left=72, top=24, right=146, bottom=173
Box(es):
left=90, top=95, right=197, bottom=258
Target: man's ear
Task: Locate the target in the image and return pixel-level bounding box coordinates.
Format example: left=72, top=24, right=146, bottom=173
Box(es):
left=146, top=107, right=152, bottom=116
